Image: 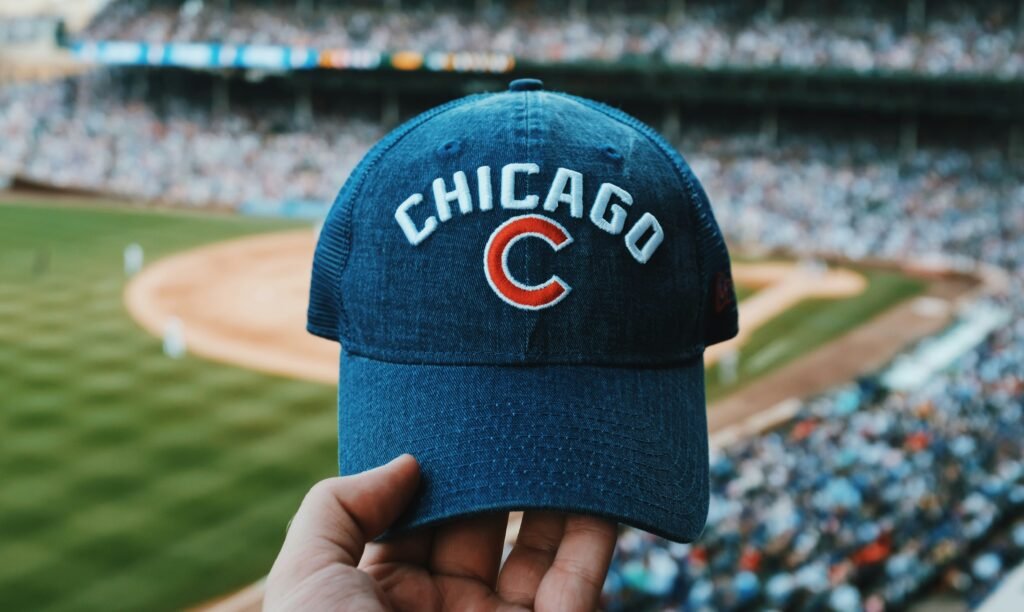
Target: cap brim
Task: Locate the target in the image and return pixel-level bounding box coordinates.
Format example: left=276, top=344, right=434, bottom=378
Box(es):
left=338, top=350, right=710, bottom=543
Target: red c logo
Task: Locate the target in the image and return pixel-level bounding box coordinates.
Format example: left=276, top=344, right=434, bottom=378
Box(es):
left=484, top=214, right=573, bottom=310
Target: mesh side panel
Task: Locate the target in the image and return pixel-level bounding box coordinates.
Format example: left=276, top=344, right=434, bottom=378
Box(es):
left=306, top=93, right=494, bottom=342
left=689, top=179, right=739, bottom=346
left=553, top=92, right=738, bottom=348
left=307, top=188, right=350, bottom=341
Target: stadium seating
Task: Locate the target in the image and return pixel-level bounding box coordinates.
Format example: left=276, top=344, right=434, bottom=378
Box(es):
left=950, top=516, right=1024, bottom=607
left=0, top=72, right=382, bottom=206
left=605, top=326, right=1024, bottom=609
left=79, top=0, right=1024, bottom=77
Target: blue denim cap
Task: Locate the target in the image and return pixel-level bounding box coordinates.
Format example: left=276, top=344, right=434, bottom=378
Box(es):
left=308, top=79, right=738, bottom=543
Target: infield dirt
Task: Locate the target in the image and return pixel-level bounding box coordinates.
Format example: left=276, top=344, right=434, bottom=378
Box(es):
left=124, top=230, right=869, bottom=383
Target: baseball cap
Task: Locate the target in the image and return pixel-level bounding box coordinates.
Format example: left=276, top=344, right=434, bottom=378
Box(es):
left=308, top=78, right=738, bottom=543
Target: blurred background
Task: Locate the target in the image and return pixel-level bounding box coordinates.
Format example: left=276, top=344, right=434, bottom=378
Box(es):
left=1, top=1, right=1023, bottom=611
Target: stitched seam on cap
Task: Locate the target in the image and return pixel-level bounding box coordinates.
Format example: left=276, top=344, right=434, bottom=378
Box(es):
left=331, top=92, right=494, bottom=342
left=398, top=498, right=702, bottom=541
left=411, top=480, right=692, bottom=519
left=341, top=341, right=704, bottom=364
left=355, top=434, right=693, bottom=511
left=402, top=460, right=700, bottom=518
left=409, top=432, right=668, bottom=464
left=551, top=92, right=709, bottom=351
left=418, top=464, right=684, bottom=507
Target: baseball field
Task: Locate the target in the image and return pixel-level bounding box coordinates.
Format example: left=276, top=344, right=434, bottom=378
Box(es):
left=0, top=200, right=926, bottom=611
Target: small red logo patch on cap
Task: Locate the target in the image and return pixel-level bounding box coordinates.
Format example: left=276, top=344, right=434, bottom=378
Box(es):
left=714, top=271, right=735, bottom=314
left=484, top=214, right=573, bottom=311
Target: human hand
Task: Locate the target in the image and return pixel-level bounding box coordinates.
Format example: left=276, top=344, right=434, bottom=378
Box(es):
left=264, top=455, right=618, bottom=612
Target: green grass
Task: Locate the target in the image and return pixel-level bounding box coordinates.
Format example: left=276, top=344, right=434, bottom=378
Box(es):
left=0, top=201, right=925, bottom=610
left=0, top=202, right=337, bottom=612
left=705, top=270, right=926, bottom=401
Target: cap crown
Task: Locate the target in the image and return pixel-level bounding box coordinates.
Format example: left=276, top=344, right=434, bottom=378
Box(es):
left=309, top=89, right=737, bottom=365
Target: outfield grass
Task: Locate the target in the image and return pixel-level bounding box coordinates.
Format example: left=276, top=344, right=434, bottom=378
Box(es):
left=705, top=269, right=926, bottom=402
left=0, top=201, right=925, bottom=610
left=0, top=203, right=337, bottom=611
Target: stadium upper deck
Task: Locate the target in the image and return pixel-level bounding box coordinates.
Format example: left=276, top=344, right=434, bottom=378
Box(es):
left=3, top=69, right=1022, bottom=264
left=79, top=0, right=1024, bottom=77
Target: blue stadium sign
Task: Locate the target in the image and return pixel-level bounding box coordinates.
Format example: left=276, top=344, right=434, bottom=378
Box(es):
left=70, top=40, right=514, bottom=73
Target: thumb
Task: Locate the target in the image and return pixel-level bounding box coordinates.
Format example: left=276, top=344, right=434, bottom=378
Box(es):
left=276, top=455, right=421, bottom=570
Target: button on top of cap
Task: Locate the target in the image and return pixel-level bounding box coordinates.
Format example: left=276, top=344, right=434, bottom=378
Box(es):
left=508, top=78, right=544, bottom=92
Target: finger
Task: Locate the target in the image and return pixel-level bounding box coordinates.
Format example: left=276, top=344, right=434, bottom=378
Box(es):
left=535, top=515, right=617, bottom=612
left=496, top=511, right=565, bottom=607
left=274, top=455, right=421, bottom=573
left=429, top=512, right=509, bottom=587
left=359, top=525, right=434, bottom=569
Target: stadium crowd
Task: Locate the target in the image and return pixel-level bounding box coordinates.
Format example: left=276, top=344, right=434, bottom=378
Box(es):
left=601, top=76, right=1024, bottom=611
left=604, top=324, right=1024, bottom=610
left=0, top=15, right=57, bottom=47
left=948, top=515, right=1024, bottom=607
left=5, top=72, right=1024, bottom=233
left=0, top=74, right=382, bottom=206
left=596, top=94, right=1024, bottom=609
left=3, top=71, right=1024, bottom=609
left=80, top=0, right=1024, bottom=77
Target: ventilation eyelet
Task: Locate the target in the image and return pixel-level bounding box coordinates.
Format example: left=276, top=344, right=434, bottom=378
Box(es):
left=602, top=144, right=623, bottom=161
left=436, top=140, right=462, bottom=157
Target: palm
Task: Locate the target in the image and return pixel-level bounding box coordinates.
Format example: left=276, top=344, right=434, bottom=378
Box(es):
left=265, top=458, right=617, bottom=612
left=359, top=512, right=616, bottom=612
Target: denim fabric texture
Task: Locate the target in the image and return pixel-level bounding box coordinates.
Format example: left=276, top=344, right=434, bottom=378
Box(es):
left=308, top=80, right=738, bottom=543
